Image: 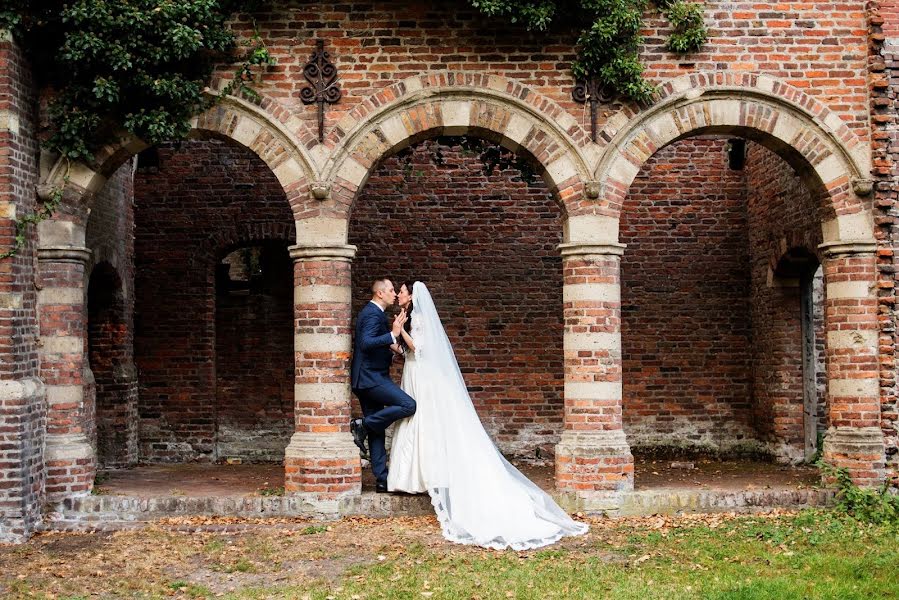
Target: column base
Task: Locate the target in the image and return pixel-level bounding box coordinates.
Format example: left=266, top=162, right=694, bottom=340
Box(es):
left=822, top=426, right=885, bottom=487
left=284, top=431, right=361, bottom=512
left=555, top=429, right=634, bottom=512
left=45, top=432, right=95, bottom=504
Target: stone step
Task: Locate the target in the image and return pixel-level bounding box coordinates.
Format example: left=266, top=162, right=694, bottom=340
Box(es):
left=42, top=487, right=836, bottom=532
left=618, top=488, right=836, bottom=516
left=43, top=492, right=433, bottom=531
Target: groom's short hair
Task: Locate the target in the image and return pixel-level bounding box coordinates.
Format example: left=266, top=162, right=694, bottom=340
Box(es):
left=371, top=277, right=392, bottom=294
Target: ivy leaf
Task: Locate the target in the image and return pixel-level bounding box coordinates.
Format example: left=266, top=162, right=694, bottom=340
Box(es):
left=92, top=77, right=120, bottom=103
left=664, top=1, right=707, bottom=53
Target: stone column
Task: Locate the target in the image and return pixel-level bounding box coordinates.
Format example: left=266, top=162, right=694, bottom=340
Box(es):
left=820, top=241, right=885, bottom=486
left=284, top=244, right=361, bottom=508
left=555, top=242, right=634, bottom=510
left=37, top=221, right=95, bottom=503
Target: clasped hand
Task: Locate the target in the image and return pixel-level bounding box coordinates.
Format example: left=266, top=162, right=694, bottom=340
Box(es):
left=391, top=308, right=408, bottom=337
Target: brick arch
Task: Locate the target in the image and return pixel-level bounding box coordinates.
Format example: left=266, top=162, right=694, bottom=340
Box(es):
left=88, top=242, right=125, bottom=280
left=766, top=242, right=824, bottom=310
left=321, top=82, right=592, bottom=241
left=41, top=95, right=316, bottom=225
left=206, top=222, right=296, bottom=262
left=592, top=74, right=873, bottom=245
left=768, top=232, right=824, bottom=281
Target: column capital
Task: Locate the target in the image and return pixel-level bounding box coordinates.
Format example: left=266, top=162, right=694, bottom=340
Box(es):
left=289, top=244, right=357, bottom=263
left=37, top=245, right=92, bottom=264
left=558, top=242, right=626, bottom=258
left=818, top=239, right=877, bottom=258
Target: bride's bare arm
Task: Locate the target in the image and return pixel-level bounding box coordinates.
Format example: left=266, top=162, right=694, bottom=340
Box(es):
left=399, top=328, right=416, bottom=352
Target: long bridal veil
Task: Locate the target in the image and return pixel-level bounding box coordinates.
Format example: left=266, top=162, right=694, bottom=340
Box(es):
left=410, top=282, right=588, bottom=550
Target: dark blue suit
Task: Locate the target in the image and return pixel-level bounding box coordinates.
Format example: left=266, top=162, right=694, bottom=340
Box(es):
left=350, top=302, right=416, bottom=485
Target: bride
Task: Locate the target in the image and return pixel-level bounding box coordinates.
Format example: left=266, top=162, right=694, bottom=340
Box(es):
left=386, top=281, right=588, bottom=550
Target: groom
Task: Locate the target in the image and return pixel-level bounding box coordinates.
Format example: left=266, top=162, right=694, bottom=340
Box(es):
left=350, top=277, right=417, bottom=493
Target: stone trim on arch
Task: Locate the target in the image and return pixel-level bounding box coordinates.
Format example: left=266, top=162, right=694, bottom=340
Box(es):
left=316, top=80, right=593, bottom=245
left=327, top=72, right=593, bottom=153
left=205, top=76, right=323, bottom=154
left=599, top=72, right=869, bottom=158
left=585, top=73, right=873, bottom=247
left=41, top=94, right=317, bottom=225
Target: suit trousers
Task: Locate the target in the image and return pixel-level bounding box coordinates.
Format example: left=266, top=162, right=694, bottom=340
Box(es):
left=353, top=381, right=416, bottom=485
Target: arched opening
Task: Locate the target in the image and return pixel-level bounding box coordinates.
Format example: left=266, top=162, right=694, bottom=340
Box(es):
left=619, top=134, right=825, bottom=489
left=88, top=262, right=138, bottom=468
left=348, top=135, right=565, bottom=490
left=76, top=136, right=298, bottom=497
left=215, top=241, right=294, bottom=461
left=771, top=249, right=826, bottom=462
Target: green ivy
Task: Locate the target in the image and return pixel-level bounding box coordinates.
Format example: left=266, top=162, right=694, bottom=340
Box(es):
left=0, top=175, right=65, bottom=260
left=393, top=136, right=539, bottom=193
left=661, top=0, right=707, bottom=53
left=818, top=460, right=899, bottom=526
left=470, top=0, right=708, bottom=103
left=0, top=0, right=274, bottom=163
left=0, top=1, right=274, bottom=258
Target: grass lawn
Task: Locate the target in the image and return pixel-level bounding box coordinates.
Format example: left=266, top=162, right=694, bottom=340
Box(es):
left=0, top=510, right=896, bottom=599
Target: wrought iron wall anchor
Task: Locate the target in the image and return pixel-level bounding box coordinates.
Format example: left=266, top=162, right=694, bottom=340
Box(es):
left=301, top=40, right=341, bottom=143
left=572, top=78, right=614, bottom=143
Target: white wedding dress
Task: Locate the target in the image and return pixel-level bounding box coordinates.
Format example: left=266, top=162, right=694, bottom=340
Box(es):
left=387, top=282, right=588, bottom=550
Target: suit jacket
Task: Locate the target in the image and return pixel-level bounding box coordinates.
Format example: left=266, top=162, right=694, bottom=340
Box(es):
left=350, top=302, right=395, bottom=390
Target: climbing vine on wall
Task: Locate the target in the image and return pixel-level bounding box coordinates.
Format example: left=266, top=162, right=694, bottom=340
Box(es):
left=0, top=0, right=273, bottom=258
left=392, top=136, right=539, bottom=193
left=0, top=0, right=274, bottom=163
left=470, top=0, right=708, bottom=102
left=0, top=175, right=65, bottom=260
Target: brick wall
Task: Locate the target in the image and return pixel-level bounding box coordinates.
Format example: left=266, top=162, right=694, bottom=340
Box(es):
left=349, top=138, right=564, bottom=458
left=133, top=139, right=294, bottom=462
left=0, top=34, right=44, bottom=542
left=619, top=137, right=827, bottom=458
left=86, top=160, right=137, bottom=467
left=225, top=0, right=870, bottom=146
left=620, top=138, right=756, bottom=451
left=871, top=0, right=899, bottom=479
left=745, top=142, right=824, bottom=462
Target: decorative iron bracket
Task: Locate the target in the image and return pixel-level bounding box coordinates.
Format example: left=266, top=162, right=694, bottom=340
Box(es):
left=572, top=78, right=614, bottom=143
left=301, top=40, right=341, bottom=143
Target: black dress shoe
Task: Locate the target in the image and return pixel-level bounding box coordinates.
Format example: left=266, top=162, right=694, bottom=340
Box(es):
left=350, top=418, right=368, bottom=458
left=376, top=482, right=389, bottom=493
